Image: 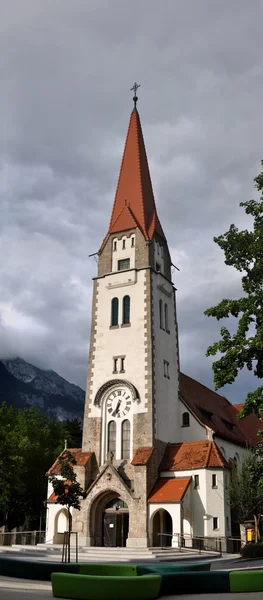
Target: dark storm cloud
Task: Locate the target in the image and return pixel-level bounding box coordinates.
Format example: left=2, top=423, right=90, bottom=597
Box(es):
left=0, top=0, right=262, bottom=401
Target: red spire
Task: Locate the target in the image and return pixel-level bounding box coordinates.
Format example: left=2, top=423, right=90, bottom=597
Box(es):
left=107, top=109, right=165, bottom=242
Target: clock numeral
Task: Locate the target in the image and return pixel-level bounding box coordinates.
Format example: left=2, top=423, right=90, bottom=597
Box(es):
left=117, top=390, right=121, bottom=396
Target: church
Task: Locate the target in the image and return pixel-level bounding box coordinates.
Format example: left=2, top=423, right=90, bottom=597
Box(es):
left=46, top=90, right=260, bottom=550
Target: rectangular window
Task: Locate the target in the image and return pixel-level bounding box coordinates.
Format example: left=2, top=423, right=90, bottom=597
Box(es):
left=113, top=358, right=118, bottom=373
left=120, top=357, right=125, bottom=373
left=212, top=474, right=217, bottom=488
left=113, top=240, right=117, bottom=251
left=131, top=237, right=135, bottom=247
left=194, top=474, right=199, bottom=489
left=226, top=516, right=229, bottom=530
left=213, top=517, right=219, bottom=530
left=122, top=239, right=126, bottom=249
left=156, top=262, right=161, bottom=272
left=164, top=303, right=169, bottom=333
left=118, top=258, right=130, bottom=271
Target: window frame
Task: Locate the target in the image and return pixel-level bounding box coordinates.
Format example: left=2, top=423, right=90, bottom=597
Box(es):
left=121, top=419, right=131, bottom=459
left=182, top=412, right=190, bottom=427
left=107, top=421, right=116, bottom=459
left=212, top=474, right=218, bottom=489
left=118, top=258, right=130, bottom=271
left=111, top=297, right=119, bottom=327
left=122, top=295, right=130, bottom=325
left=213, top=517, right=219, bottom=530
left=194, top=474, right=199, bottom=489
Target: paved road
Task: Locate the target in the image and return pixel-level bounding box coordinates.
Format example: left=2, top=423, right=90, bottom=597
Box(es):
left=0, top=576, right=263, bottom=600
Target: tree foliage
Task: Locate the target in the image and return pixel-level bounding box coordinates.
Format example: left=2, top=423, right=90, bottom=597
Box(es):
left=0, top=402, right=82, bottom=530
left=49, top=450, right=86, bottom=518
left=205, top=163, right=263, bottom=417
left=229, top=452, right=263, bottom=540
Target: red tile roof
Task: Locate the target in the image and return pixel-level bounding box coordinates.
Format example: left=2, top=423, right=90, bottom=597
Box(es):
left=232, top=404, right=261, bottom=446
left=47, top=449, right=93, bottom=475
left=101, top=109, right=165, bottom=250
left=179, top=373, right=260, bottom=447
left=131, top=447, right=154, bottom=466
left=148, top=477, right=191, bottom=503
left=161, top=441, right=229, bottom=471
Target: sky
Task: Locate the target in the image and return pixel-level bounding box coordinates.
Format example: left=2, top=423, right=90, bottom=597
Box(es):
left=0, top=0, right=262, bottom=402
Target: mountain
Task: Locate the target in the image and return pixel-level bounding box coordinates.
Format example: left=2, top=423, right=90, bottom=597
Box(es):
left=0, top=357, right=85, bottom=421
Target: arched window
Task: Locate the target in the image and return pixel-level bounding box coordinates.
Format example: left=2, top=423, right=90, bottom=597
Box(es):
left=108, top=421, right=116, bottom=459
left=182, top=412, right=190, bottom=427
left=111, top=297, right=119, bottom=327
left=164, top=303, right=169, bottom=332
left=122, top=295, right=130, bottom=325
left=121, top=420, right=130, bottom=459
left=159, top=299, right=164, bottom=329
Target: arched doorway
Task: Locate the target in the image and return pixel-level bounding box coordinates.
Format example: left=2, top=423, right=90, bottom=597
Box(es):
left=89, top=492, right=129, bottom=547
left=152, top=509, right=172, bottom=547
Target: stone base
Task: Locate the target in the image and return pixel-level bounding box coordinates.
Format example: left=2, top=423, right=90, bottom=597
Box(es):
left=126, top=537, right=149, bottom=548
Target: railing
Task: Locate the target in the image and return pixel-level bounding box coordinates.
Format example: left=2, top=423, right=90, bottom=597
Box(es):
left=155, top=533, right=242, bottom=555
left=0, top=530, right=46, bottom=547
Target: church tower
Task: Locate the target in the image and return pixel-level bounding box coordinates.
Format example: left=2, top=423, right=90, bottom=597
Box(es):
left=82, top=89, right=180, bottom=465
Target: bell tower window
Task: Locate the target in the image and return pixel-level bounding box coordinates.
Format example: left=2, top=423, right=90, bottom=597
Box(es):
left=121, top=420, right=130, bottom=459
left=108, top=421, right=116, bottom=459
left=111, top=297, right=119, bottom=327
left=122, top=295, right=130, bottom=325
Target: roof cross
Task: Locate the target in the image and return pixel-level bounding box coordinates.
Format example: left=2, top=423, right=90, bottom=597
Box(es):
left=130, top=82, right=140, bottom=108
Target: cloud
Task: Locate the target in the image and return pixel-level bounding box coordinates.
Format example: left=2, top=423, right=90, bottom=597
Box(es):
left=0, top=0, right=262, bottom=403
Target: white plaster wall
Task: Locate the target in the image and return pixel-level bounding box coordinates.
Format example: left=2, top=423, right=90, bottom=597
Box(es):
left=159, top=468, right=228, bottom=538
left=151, top=272, right=180, bottom=442
left=214, top=437, right=248, bottom=463
left=178, top=402, right=207, bottom=442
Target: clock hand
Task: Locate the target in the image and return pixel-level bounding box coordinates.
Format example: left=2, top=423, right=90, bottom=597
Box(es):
left=112, top=399, right=121, bottom=417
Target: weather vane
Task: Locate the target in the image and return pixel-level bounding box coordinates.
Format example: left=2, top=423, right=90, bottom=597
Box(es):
left=130, top=82, right=140, bottom=108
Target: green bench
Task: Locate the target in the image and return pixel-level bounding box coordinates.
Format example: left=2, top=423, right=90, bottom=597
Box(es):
left=230, top=569, right=263, bottom=592
left=51, top=572, right=162, bottom=600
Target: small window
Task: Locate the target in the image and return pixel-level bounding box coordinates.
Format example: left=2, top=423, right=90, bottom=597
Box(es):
left=156, top=262, right=161, bottom=272
left=122, top=238, right=126, bottom=249
left=113, top=358, right=118, bottom=373
left=182, top=412, right=190, bottom=427
left=159, top=299, right=164, bottom=329
left=164, top=360, right=170, bottom=379
left=122, top=295, right=130, bottom=325
left=131, top=237, right=135, bottom=247
left=120, top=357, right=125, bottom=373
left=226, top=516, right=229, bottom=530
left=212, top=474, right=217, bottom=489
left=118, top=258, right=130, bottom=271
left=213, top=517, right=219, bottom=530
left=108, top=421, right=116, bottom=459
left=164, top=303, right=169, bottom=332
left=194, top=474, right=199, bottom=489
left=121, top=420, right=130, bottom=459
left=113, top=240, right=117, bottom=251
left=111, top=297, right=119, bottom=327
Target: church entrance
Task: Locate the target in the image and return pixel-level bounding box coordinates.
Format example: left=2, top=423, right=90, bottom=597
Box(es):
left=103, top=498, right=129, bottom=547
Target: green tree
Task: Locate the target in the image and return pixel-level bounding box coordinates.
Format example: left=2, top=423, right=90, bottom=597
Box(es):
left=229, top=453, right=263, bottom=541
left=0, top=402, right=83, bottom=531
left=49, top=450, right=86, bottom=562
left=205, top=163, right=263, bottom=417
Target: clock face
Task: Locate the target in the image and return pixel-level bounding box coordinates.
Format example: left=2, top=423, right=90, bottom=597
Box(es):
left=106, top=388, right=132, bottom=418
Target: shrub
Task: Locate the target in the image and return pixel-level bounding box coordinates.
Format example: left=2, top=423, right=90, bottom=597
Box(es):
left=240, top=543, right=263, bottom=559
